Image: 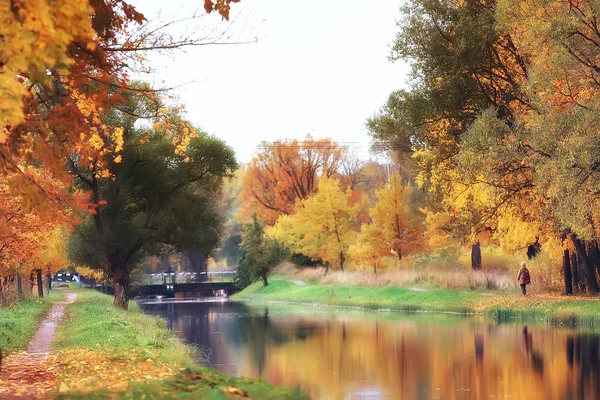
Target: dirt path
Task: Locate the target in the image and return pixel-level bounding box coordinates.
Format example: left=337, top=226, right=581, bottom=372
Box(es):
left=0, top=291, right=76, bottom=399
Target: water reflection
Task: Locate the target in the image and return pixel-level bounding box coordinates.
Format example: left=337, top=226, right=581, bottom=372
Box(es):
left=140, top=300, right=600, bottom=399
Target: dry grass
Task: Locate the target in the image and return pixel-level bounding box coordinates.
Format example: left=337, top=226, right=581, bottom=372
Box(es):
left=294, top=267, right=517, bottom=291
left=279, top=246, right=563, bottom=293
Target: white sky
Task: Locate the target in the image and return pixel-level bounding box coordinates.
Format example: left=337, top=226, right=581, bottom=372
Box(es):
left=129, top=0, right=410, bottom=162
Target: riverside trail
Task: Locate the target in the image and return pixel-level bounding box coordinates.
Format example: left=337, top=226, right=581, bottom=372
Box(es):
left=0, top=291, right=76, bottom=399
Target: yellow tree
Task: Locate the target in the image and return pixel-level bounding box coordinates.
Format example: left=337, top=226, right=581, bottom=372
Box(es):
left=368, top=174, right=425, bottom=261
left=269, top=177, right=358, bottom=272
left=348, top=224, right=387, bottom=273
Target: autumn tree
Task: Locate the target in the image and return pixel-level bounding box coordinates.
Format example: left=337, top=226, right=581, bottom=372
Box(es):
left=241, top=136, right=345, bottom=225
left=371, top=174, right=425, bottom=260
left=269, top=177, right=359, bottom=272
left=0, top=0, right=242, bottom=224
left=237, top=215, right=286, bottom=287
left=368, top=0, right=534, bottom=269
left=68, top=89, right=237, bottom=309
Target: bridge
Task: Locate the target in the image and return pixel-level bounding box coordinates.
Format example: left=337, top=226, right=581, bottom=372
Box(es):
left=95, top=271, right=241, bottom=298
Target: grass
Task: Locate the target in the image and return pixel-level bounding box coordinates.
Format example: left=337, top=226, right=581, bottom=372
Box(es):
left=234, top=280, right=481, bottom=313
left=55, top=289, right=194, bottom=367
left=54, top=289, right=304, bottom=399
left=0, top=290, right=65, bottom=354
left=234, top=279, right=600, bottom=327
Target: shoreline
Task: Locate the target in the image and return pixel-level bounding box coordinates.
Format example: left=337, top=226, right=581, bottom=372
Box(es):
left=232, top=280, right=600, bottom=329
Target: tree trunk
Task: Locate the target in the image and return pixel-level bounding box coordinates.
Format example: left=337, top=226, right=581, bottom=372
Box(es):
left=186, top=250, right=207, bottom=282
left=373, top=263, right=377, bottom=274
left=571, top=252, right=580, bottom=293
left=568, top=234, right=600, bottom=294
left=471, top=241, right=482, bottom=270
left=262, top=274, right=268, bottom=286
left=589, top=241, right=600, bottom=276
left=339, top=252, right=345, bottom=272
left=112, top=268, right=130, bottom=310
left=563, top=249, right=573, bottom=295
left=16, top=275, right=22, bottom=298
left=36, top=269, right=43, bottom=298
left=47, top=273, right=52, bottom=292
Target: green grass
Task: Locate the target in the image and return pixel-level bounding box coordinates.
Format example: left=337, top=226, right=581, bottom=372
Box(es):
left=55, top=289, right=195, bottom=367
left=234, top=280, right=481, bottom=313
left=234, top=280, right=600, bottom=327
left=55, top=289, right=305, bottom=399
left=0, top=290, right=65, bottom=354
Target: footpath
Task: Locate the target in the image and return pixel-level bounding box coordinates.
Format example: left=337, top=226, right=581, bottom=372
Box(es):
left=0, top=292, right=76, bottom=399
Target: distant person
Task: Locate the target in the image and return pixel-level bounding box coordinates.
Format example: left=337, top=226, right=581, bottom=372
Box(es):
left=516, top=261, right=531, bottom=295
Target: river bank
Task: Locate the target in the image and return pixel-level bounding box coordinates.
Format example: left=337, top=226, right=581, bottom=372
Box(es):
left=233, top=280, right=600, bottom=327
left=2, top=289, right=304, bottom=399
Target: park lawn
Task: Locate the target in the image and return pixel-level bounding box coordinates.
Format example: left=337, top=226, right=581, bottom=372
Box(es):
left=235, top=280, right=600, bottom=326
left=0, top=289, right=65, bottom=354
left=53, top=289, right=304, bottom=399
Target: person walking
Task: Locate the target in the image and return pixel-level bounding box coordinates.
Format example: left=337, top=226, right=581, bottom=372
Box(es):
left=516, top=261, right=531, bottom=295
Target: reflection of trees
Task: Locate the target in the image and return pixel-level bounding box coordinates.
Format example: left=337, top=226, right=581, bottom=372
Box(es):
left=142, top=303, right=600, bottom=400
left=565, top=334, right=600, bottom=400
left=232, top=308, right=320, bottom=377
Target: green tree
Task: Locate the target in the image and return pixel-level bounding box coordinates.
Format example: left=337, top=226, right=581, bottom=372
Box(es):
left=237, top=216, right=286, bottom=287
left=69, top=89, right=237, bottom=309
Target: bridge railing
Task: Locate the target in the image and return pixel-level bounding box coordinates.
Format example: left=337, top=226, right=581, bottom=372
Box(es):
left=142, top=271, right=236, bottom=285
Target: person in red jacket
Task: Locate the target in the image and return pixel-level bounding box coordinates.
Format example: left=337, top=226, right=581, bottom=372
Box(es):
left=516, top=261, right=531, bottom=295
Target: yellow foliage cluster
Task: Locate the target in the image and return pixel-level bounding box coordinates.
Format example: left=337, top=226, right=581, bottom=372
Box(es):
left=269, top=174, right=426, bottom=272
left=0, top=0, right=95, bottom=140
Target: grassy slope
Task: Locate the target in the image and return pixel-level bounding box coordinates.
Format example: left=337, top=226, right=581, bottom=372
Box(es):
left=54, top=289, right=304, bottom=399
left=234, top=280, right=600, bottom=326
left=0, top=290, right=65, bottom=354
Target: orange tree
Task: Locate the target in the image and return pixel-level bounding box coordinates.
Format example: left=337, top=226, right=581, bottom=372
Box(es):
left=241, top=136, right=345, bottom=225
left=1, top=0, right=241, bottom=214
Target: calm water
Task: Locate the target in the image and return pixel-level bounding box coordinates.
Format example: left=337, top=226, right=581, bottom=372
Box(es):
left=139, top=299, right=600, bottom=399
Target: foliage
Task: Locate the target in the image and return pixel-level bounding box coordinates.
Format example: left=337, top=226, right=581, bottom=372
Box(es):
left=238, top=216, right=287, bottom=287
left=269, top=177, right=360, bottom=272
left=0, top=170, right=71, bottom=294
left=240, top=136, right=345, bottom=225
left=68, top=88, right=237, bottom=309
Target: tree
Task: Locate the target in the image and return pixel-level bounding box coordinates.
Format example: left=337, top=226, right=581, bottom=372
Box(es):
left=369, top=174, right=425, bottom=261
left=240, top=136, right=345, bottom=225
left=69, top=90, right=237, bottom=309
left=0, top=168, right=71, bottom=303
left=1, top=0, right=242, bottom=219
left=237, top=216, right=286, bottom=287
left=368, top=0, right=536, bottom=270
left=269, top=177, right=359, bottom=272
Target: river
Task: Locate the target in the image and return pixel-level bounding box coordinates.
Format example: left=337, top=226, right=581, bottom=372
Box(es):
left=139, top=299, right=600, bottom=399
